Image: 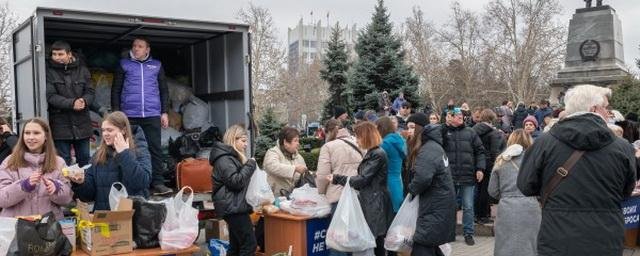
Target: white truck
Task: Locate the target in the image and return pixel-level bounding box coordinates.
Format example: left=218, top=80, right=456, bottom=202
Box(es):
left=11, top=7, right=254, bottom=153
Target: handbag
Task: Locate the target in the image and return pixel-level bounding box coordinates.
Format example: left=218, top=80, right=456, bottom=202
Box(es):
left=176, top=157, right=213, bottom=193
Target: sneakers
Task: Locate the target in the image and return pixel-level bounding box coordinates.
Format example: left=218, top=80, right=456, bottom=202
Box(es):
left=464, top=235, right=475, bottom=246
left=152, top=184, right=173, bottom=195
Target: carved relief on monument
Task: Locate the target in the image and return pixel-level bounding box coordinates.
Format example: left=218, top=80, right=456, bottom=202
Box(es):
left=579, top=40, right=600, bottom=61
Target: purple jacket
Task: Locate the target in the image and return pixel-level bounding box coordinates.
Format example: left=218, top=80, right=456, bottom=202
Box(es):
left=112, top=53, right=169, bottom=118
left=0, top=153, right=72, bottom=220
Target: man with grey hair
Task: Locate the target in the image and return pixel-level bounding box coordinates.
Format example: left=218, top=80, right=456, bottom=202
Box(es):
left=517, top=84, right=636, bottom=255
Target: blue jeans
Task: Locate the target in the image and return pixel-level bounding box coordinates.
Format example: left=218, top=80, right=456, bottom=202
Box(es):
left=54, top=138, right=90, bottom=167
left=455, top=184, right=475, bottom=236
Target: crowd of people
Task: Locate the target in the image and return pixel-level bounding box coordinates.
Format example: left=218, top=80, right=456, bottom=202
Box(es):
left=212, top=85, right=638, bottom=256
left=0, top=36, right=638, bottom=256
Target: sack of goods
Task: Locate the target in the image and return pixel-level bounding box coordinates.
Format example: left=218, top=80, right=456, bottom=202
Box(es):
left=280, top=184, right=331, bottom=218
left=326, top=178, right=376, bottom=252
left=245, top=167, right=276, bottom=210
left=15, top=212, right=73, bottom=256
left=158, top=187, right=199, bottom=250
left=131, top=196, right=167, bottom=249
left=181, top=95, right=211, bottom=130
left=384, top=195, right=419, bottom=252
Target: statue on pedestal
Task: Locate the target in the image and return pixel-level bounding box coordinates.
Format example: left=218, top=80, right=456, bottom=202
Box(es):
left=584, top=0, right=604, bottom=8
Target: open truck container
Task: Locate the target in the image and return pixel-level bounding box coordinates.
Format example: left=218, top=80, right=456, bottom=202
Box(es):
left=12, top=7, right=254, bottom=155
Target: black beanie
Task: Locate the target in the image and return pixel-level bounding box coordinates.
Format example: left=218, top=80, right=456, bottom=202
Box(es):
left=334, top=106, right=347, bottom=119
left=407, top=113, right=429, bottom=127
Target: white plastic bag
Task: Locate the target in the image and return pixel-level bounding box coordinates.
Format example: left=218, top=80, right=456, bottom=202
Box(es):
left=384, top=195, right=420, bottom=252
left=286, top=184, right=331, bottom=217
left=440, top=243, right=452, bottom=256
left=245, top=167, right=275, bottom=209
left=109, top=182, right=128, bottom=211
left=159, top=186, right=199, bottom=250
left=181, top=95, right=210, bottom=130
left=326, top=178, right=376, bottom=252
left=0, top=217, right=17, bottom=256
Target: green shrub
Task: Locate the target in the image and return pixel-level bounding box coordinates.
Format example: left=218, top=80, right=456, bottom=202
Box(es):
left=299, top=148, right=321, bottom=171
left=300, top=136, right=324, bottom=151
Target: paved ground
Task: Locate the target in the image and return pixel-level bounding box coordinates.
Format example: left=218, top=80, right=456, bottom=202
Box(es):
left=450, top=235, right=640, bottom=256
left=450, top=235, right=494, bottom=256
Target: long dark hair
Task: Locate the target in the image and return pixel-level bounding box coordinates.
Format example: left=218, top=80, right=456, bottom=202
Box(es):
left=6, top=118, right=59, bottom=173
left=406, top=124, right=425, bottom=170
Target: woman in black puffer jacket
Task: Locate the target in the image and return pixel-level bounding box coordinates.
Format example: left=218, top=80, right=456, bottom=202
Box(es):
left=210, top=124, right=257, bottom=256
left=407, top=124, right=456, bottom=256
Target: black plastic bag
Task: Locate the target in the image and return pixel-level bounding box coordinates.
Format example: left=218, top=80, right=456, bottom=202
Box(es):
left=199, top=125, right=221, bottom=147
left=295, top=171, right=317, bottom=188
left=168, top=133, right=200, bottom=161
left=131, top=196, right=167, bottom=249
left=15, top=212, right=72, bottom=256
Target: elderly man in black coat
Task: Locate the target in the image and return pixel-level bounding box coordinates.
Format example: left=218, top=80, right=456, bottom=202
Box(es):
left=518, top=84, right=636, bottom=256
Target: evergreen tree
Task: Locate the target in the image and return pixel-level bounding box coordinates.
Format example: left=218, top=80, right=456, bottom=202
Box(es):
left=610, top=76, right=640, bottom=116
left=320, top=23, right=350, bottom=121
left=254, top=108, right=285, bottom=166
left=348, top=0, right=421, bottom=111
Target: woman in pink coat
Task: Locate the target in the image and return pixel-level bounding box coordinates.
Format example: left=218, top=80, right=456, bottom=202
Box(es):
left=0, top=118, right=72, bottom=220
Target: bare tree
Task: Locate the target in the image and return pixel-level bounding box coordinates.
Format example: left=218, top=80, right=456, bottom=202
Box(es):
left=236, top=3, right=285, bottom=119
left=0, top=4, right=17, bottom=118
left=404, top=7, right=452, bottom=111
left=482, top=0, right=566, bottom=103
left=273, top=58, right=328, bottom=127
left=437, top=2, right=486, bottom=107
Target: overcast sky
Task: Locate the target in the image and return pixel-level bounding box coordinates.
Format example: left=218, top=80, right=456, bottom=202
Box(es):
left=5, top=0, right=640, bottom=72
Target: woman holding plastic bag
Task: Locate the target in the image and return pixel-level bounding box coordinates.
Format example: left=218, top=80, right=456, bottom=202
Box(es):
left=0, top=118, right=72, bottom=220
left=210, top=124, right=257, bottom=256
left=329, top=122, right=392, bottom=256
left=405, top=124, right=456, bottom=256
left=70, top=111, right=152, bottom=210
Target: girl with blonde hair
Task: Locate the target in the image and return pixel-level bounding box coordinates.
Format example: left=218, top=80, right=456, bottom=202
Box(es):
left=210, top=124, right=257, bottom=255
left=488, top=129, right=540, bottom=256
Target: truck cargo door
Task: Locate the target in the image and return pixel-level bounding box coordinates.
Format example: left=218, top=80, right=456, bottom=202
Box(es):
left=12, top=17, right=37, bottom=129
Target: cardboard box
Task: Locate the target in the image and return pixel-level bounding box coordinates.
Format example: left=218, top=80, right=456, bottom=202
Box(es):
left=205, top=219, right=229, bottom=241
left=77, top=199, right=134, bottom=256
left=59, top=217, right=76, bottom=252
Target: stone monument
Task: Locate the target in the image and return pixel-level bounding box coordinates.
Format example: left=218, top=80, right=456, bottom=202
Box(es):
left=550, top=1, right=629, bottom=105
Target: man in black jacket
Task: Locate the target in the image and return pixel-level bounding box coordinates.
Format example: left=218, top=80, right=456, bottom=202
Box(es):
left=518, top=85, right=636, bottom=256
left=46, top=41, right=94, bottom=167
left=472, top=109, right=505, bottom=225
left=443, top=107, right=486, bottom=246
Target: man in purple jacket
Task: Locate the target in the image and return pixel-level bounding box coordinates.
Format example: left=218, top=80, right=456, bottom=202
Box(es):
left=111, top=37, right=171, bottom=195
